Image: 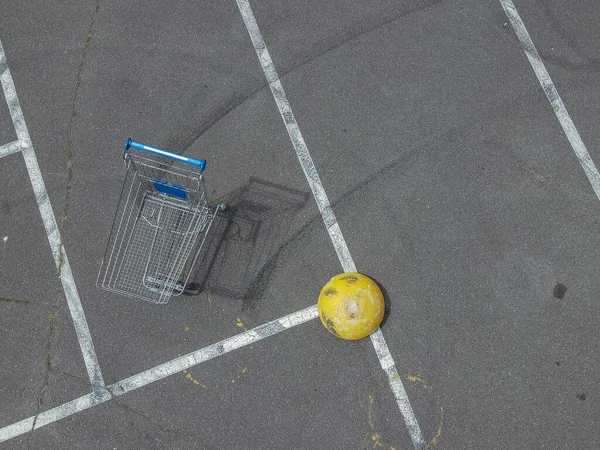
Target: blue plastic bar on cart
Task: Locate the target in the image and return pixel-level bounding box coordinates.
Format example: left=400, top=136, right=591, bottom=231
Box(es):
left=124, top=138, right=206, bottom=172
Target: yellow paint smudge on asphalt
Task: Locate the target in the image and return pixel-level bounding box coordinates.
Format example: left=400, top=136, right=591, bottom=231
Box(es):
left=364, top=395, right=396, bottom=450
left=232, top=367, right=249, bottom=383
left=405, top=374, right=432, bottom=390
left=368, top=374, right=443, bottom=448
left=426, top=408, right=444, bottom=449
left=182, top=369, right=206, bottom=388
left=236, top=318, right=248, bottom=331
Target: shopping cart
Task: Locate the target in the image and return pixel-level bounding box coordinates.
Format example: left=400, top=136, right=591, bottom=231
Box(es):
left=97, top=138, right=225, bottom=304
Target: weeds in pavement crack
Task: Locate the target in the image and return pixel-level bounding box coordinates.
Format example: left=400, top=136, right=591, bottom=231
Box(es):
left=27, top=304, right=61, bottom=448
left=61, top=0, right=101, bottom=233
left=0, top=296, right=29, bottom=304
left=27, top=5, right=102, bottom=446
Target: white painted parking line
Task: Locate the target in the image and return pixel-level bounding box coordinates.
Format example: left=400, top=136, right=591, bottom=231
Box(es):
left=0, top=393, right=103, bottom=444
left=0, top=45, right=31, bottom=149
left=0, top=304, right=319, bottom=443
left=0, top=140, right=23, bottom=158
left=110, top=304, right=318, bottom=394
left=370, top=330, right=425, bottom=445
left=237, top=2, right=356, bottom=272
left=235, top=1, right=426, bottom=448
left=0, top=39, right=107, bottom=397
left=500, top=0, right=600, bottom=199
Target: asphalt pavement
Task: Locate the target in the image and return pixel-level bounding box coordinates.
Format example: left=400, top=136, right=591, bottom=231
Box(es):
left=1, top=0, right=599, bottom=448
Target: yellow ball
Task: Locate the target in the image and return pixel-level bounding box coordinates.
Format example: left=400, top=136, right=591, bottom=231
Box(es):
left=317, top=273, right=385, bottom=340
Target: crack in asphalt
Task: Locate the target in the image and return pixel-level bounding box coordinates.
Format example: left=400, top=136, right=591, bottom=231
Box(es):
left=26, top=4, right=103, bottom=448
left=109, top=395, right=197, bottom=448
left=26, top=304, right=60, bottom=449
left=0, top=296, right=29, bottom=305
left=61, top=1, right=102, bottom=232
left=52, top=366, right=90, bottom=385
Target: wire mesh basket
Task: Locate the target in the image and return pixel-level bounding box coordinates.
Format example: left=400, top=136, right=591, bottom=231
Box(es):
left=97, top=138, right=224, bottom=304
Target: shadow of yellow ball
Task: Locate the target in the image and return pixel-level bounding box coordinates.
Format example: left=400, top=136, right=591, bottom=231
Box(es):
left=317, top=273, right=385, bottom=340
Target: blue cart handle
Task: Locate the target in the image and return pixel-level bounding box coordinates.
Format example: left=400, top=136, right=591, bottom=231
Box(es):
left=124, top=138, right=206, bottom=172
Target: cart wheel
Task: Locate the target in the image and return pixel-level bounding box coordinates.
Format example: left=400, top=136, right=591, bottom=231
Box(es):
left=182, top=283, right=201, bottom=296
left=218, top=203, right=226, bottom=211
